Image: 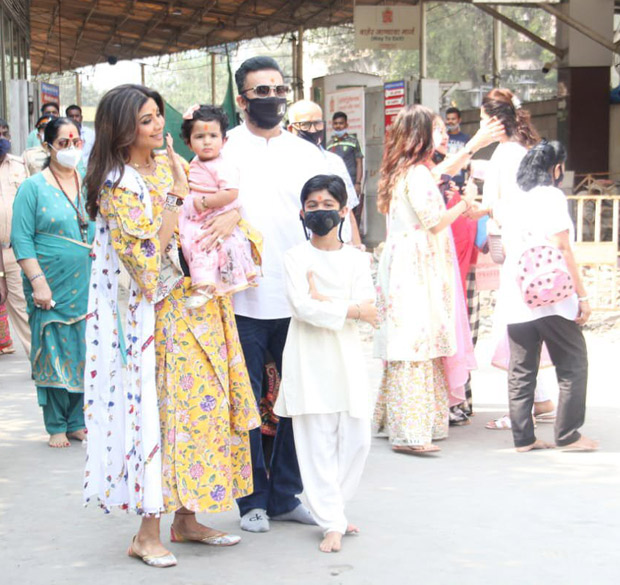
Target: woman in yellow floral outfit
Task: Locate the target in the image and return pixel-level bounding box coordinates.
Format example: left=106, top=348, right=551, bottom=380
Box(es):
left=83, top=84, right=260, bottom=568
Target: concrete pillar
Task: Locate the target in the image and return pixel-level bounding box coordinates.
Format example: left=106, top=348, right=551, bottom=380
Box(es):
left=556, top=0, right=614, bottom=174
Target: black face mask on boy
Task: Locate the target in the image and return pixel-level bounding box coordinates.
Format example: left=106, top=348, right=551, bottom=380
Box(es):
left=301, top=209, right=343, bottom=239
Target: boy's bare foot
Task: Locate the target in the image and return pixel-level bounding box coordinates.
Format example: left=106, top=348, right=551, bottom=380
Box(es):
left=319, top=531, right=342, bottom=553
left=516, top=439, right=554, bottom=452
left=560, top=435, right=599, bottom=452
left=67, top=429, right=87, bottom=441
left=49, top=433, right=70, bottom=448
left=345, top=524, right=359, bottom=535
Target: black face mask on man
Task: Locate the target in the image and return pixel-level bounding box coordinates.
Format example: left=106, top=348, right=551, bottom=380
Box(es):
left=297, top=128, right=323, bottom=147
left=302, top=209, right=343, bottom=238
left=245, top=96, right=287, bottom=129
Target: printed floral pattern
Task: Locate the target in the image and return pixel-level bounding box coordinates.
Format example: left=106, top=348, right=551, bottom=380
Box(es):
left=374, top=165, right=457, bottom=362
left=84, top=155, right=259, bottom=515
left=374, top=358, right=449, bottom=446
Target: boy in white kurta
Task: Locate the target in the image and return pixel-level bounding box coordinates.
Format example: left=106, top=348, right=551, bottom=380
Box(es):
left=274, top=174, right=378, bottom=553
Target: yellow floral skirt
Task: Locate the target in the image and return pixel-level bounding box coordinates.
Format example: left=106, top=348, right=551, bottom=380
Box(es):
left=155, top=279, right=260, bottom=513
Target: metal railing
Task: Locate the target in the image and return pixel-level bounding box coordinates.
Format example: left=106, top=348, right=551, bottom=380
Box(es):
left=566, top=195, right=619, bottom=311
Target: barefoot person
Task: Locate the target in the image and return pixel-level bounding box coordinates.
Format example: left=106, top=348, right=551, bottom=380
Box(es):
left=11, top=117, right=92, bottom=448
left=221, top=56, right=327, bottom=532
left=497, top=140, right=598, bottom=452
left=83, top=85, right=260, bottom=567
left=275, top=175, right=376, bottom=553
left=465, top=89, right=558, bottom=430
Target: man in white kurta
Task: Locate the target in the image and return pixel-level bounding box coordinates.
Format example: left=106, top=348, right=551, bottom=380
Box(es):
left=275, top=239, right=374, bottom=541
left=222, top=56, right=329, bottom=533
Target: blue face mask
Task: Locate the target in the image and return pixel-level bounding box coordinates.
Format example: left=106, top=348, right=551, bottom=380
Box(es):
left=0, top=138, right=10, bottom=156
left=332, top=129, right=346, bottom=138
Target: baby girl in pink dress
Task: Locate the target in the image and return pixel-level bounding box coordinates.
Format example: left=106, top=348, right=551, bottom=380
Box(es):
left=179, top=104, right=259, bottom=309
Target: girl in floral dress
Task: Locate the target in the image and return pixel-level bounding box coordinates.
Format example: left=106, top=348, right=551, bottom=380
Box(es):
left=179, top=104, right=260, bottom=309
left=373, top=105, right=476, bottom=455
left=83, top=84, right=260, bottom=568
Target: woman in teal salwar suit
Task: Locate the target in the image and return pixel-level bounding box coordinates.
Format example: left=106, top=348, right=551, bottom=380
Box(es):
left=11, top=117, right=94, bottom=448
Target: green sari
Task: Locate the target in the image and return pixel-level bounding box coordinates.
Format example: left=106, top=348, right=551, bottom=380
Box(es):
left=11, top=172, right=94, bottom=433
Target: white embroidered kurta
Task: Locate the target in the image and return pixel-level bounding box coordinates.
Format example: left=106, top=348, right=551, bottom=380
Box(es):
left=373, top=164, right=457, bottom=362
left=274, top=241, right=375, bottom=420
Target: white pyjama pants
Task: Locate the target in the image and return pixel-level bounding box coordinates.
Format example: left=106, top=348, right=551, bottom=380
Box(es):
left=292, top=412, right=371, bottom=535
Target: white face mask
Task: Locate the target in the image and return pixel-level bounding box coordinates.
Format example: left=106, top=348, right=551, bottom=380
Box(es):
left=52, top=146, right=82, bottom=169
left=433, top=129, right=444, bottom=149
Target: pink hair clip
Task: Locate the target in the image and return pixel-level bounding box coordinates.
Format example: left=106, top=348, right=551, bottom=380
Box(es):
left=182, top=104, right=200, bottom=120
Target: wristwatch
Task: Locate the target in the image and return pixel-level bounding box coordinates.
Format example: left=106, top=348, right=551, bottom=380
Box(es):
left=166, top=193, right=184, bottom=207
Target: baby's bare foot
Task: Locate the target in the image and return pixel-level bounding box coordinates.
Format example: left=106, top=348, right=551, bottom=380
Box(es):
left=319, top=531, right=343, bottom=553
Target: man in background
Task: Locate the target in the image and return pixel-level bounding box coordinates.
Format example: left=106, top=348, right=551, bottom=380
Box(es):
left=445, top=107, right=471, bottom=189
left=0, top=118, right=30, bottom=355
left=26, top=102, right=60, bottom=148
left=288, top=100, right=362, bottom=247
left=326, top=111, right=364, bottom=228
left=66, top=105, right=95, bottom=164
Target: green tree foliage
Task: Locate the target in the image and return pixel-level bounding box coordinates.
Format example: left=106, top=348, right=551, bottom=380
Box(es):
left=304, top=2, right=557, bottom=107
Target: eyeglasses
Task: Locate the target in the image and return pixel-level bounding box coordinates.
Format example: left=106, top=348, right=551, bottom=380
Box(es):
left=241, top=84, right=291, bottom=98
left=54, top=138, right=83, bottom=149
left=292, top=120, right=325, bottom=132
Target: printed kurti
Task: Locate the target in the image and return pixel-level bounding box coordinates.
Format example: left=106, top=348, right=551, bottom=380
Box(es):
left=83, top=154, right=259, bottom=515
left=374, top=164, right=456, bottom=362
left=373, top=164, right=461, bottom=446
left=10, top=172, right=94, bottom=400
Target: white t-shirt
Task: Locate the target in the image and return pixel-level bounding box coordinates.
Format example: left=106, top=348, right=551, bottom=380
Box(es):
left=496, top=185, right=578, bottom=325
left=223, top=123, right=326, bottom=319
left=482, top=141, right=527, bottom=211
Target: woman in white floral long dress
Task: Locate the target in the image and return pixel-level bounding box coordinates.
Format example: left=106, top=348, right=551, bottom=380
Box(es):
left=373, top=105, right=476, bottom=454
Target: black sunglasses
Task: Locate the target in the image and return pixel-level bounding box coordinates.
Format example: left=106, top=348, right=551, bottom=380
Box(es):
left=241, top=84, right=291, bottom=98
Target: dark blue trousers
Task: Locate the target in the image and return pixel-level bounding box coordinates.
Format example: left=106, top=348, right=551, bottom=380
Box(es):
left=235, top=315, right=303, bottom=516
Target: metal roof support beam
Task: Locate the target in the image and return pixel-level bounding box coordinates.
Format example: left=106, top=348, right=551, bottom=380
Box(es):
left=34, top=2, right=60, bottom=75
left=69, top=0, right=99, bottom=68
left=540, top=3, right=618, bottom=56
left=474, top=4, right=566, bottom=59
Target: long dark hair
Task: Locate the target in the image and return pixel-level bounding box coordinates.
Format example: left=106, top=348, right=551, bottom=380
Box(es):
left=85, top=84, right=165, bottom=219
left=377, top=105, right=434, bottom=214
left=41, top=117, right=80, bottom=169
left=516, top=140, right=567, bottom=192
left=482, top=88, right=540, bottom=148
